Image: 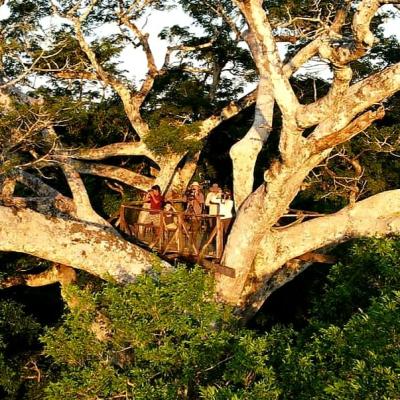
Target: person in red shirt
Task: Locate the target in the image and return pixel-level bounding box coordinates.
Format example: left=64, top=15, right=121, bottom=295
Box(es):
left=145, top=185, right=164, bottom=211
left=144, top=185, right=164, bottom=233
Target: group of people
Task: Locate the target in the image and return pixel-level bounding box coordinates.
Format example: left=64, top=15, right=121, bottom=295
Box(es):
left=143, top=181, right=234, bottom=234
left=187, top=182, right=234, bottom=233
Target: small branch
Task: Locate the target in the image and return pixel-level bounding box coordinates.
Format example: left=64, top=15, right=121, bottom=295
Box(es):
left=168, top=42, right=215, bottom=53
left=47, top=70, right=98, bottom=80
left=0, top=263, right=76, bottom=289
left=119, top=13, right=158, bottom=103
left=56, top=9, right=150, bottom=138
left=0, top=51, right=45, bottom=89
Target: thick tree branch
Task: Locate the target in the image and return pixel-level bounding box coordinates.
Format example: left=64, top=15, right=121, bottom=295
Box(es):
left=309, top=62, right=400, bottom=139
left=235, top=0, right=299, bottom=119
left=15, top=171, right=75, bottom=214
left=66, top=142, right=155, bottom=161
left=230, top=75, right=274, bottom=207
left=297, top=0, right=398, bottom=128
left=70, top=159, right=154, bottom=191
left=0, top=205, right=160, bottom=281
left=310, top=107, right=385, bottom=152
left=16, top=171, right=62, bottom=198
left=222, top=189, right=400, bottom=312
left=256, top=189, right=400, bottom=275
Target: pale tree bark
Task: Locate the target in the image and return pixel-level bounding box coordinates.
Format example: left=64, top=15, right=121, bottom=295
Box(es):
left=242, top=189, right=400, bottom=316
left=228, top=2, right=351, bottom=207
left=70, top=159, right=155, bottom=192
left=166, top=152, right=201, bottom=199
left=230, top=75, right=274, bottom=208
left=61, top=163, right=115, bottom=229
left=68, top=142, right=155, bottom=161
left=0, top=205, right=160, bottom=281
left=216, top=0, right=400, bottom=315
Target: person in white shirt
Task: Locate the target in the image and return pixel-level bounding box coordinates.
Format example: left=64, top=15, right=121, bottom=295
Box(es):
left=211, top=189, right=234, bottom=234
left=205, top=183, right=221, bottom=229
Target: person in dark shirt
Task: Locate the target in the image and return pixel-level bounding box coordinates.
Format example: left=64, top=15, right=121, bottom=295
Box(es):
left=184, top=181, right=204, bottom=233
left=184, top=181, right=204, bottom=215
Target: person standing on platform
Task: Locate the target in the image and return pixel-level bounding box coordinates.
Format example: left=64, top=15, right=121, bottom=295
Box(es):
left=185, top=181, right=204, bottom=215
left=205, top=183, right=222, bottom=229
left=144, top=185, right=164, bottom=234
left=211, top=189, right=234, bottom=235
left=184, top=181, right=204, bottom=233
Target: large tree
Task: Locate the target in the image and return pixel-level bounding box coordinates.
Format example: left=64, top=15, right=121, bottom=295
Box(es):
left=0, top=0, right=400, bottom=318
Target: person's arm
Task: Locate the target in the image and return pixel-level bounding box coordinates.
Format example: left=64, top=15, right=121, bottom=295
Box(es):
left=144, top=191, right=151, bottom=202
left=152, top=194, right=163, bottom=208
left=210, top=195, right=222, bottom=204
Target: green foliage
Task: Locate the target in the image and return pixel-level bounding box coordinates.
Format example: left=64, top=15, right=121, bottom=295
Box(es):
left=41, top=266, right=280, bottom=399
left=271, top=290, right=400, bottom=400
left=262, top=238, right=400, bottom=400
left=145, top=119, right=202, bottom=155
left=0, top=300, right=42, bottom=399
left=310, top=238, right=400, bottom=325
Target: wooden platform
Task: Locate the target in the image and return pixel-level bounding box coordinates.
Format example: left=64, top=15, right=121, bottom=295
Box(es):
left=119, top=205, right=227, bottom=261
left=114, top=204, right=327, bottom=278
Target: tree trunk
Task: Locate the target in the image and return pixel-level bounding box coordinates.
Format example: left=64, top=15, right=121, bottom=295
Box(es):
left=230, top=76, right=274, bottom=208
left=218, top=152, right=323, bottom=305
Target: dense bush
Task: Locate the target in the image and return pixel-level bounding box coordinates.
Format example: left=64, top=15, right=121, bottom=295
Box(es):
left=0, top=300, right=42, bottom=399
left=41, top=266, right=280, bottom=399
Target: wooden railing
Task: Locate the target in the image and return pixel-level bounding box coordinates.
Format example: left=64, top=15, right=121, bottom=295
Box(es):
left=118, top=205, right=226, bottom=263
left=113, top=204, right=327, bottom=278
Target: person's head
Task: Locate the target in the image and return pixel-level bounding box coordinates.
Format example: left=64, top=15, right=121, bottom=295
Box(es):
left=210, top=183, right=220, bottom=192
left=151, top=185, right=161, bottom=194
left=224, top=189, right=232, bottom=199
left=163, top=201, right=173, bottom=211
left=191, top=181, right=200, bottom=191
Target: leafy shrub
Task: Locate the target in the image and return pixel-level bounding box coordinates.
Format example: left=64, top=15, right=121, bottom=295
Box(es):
left=41, top=266, right=280, bottom=399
